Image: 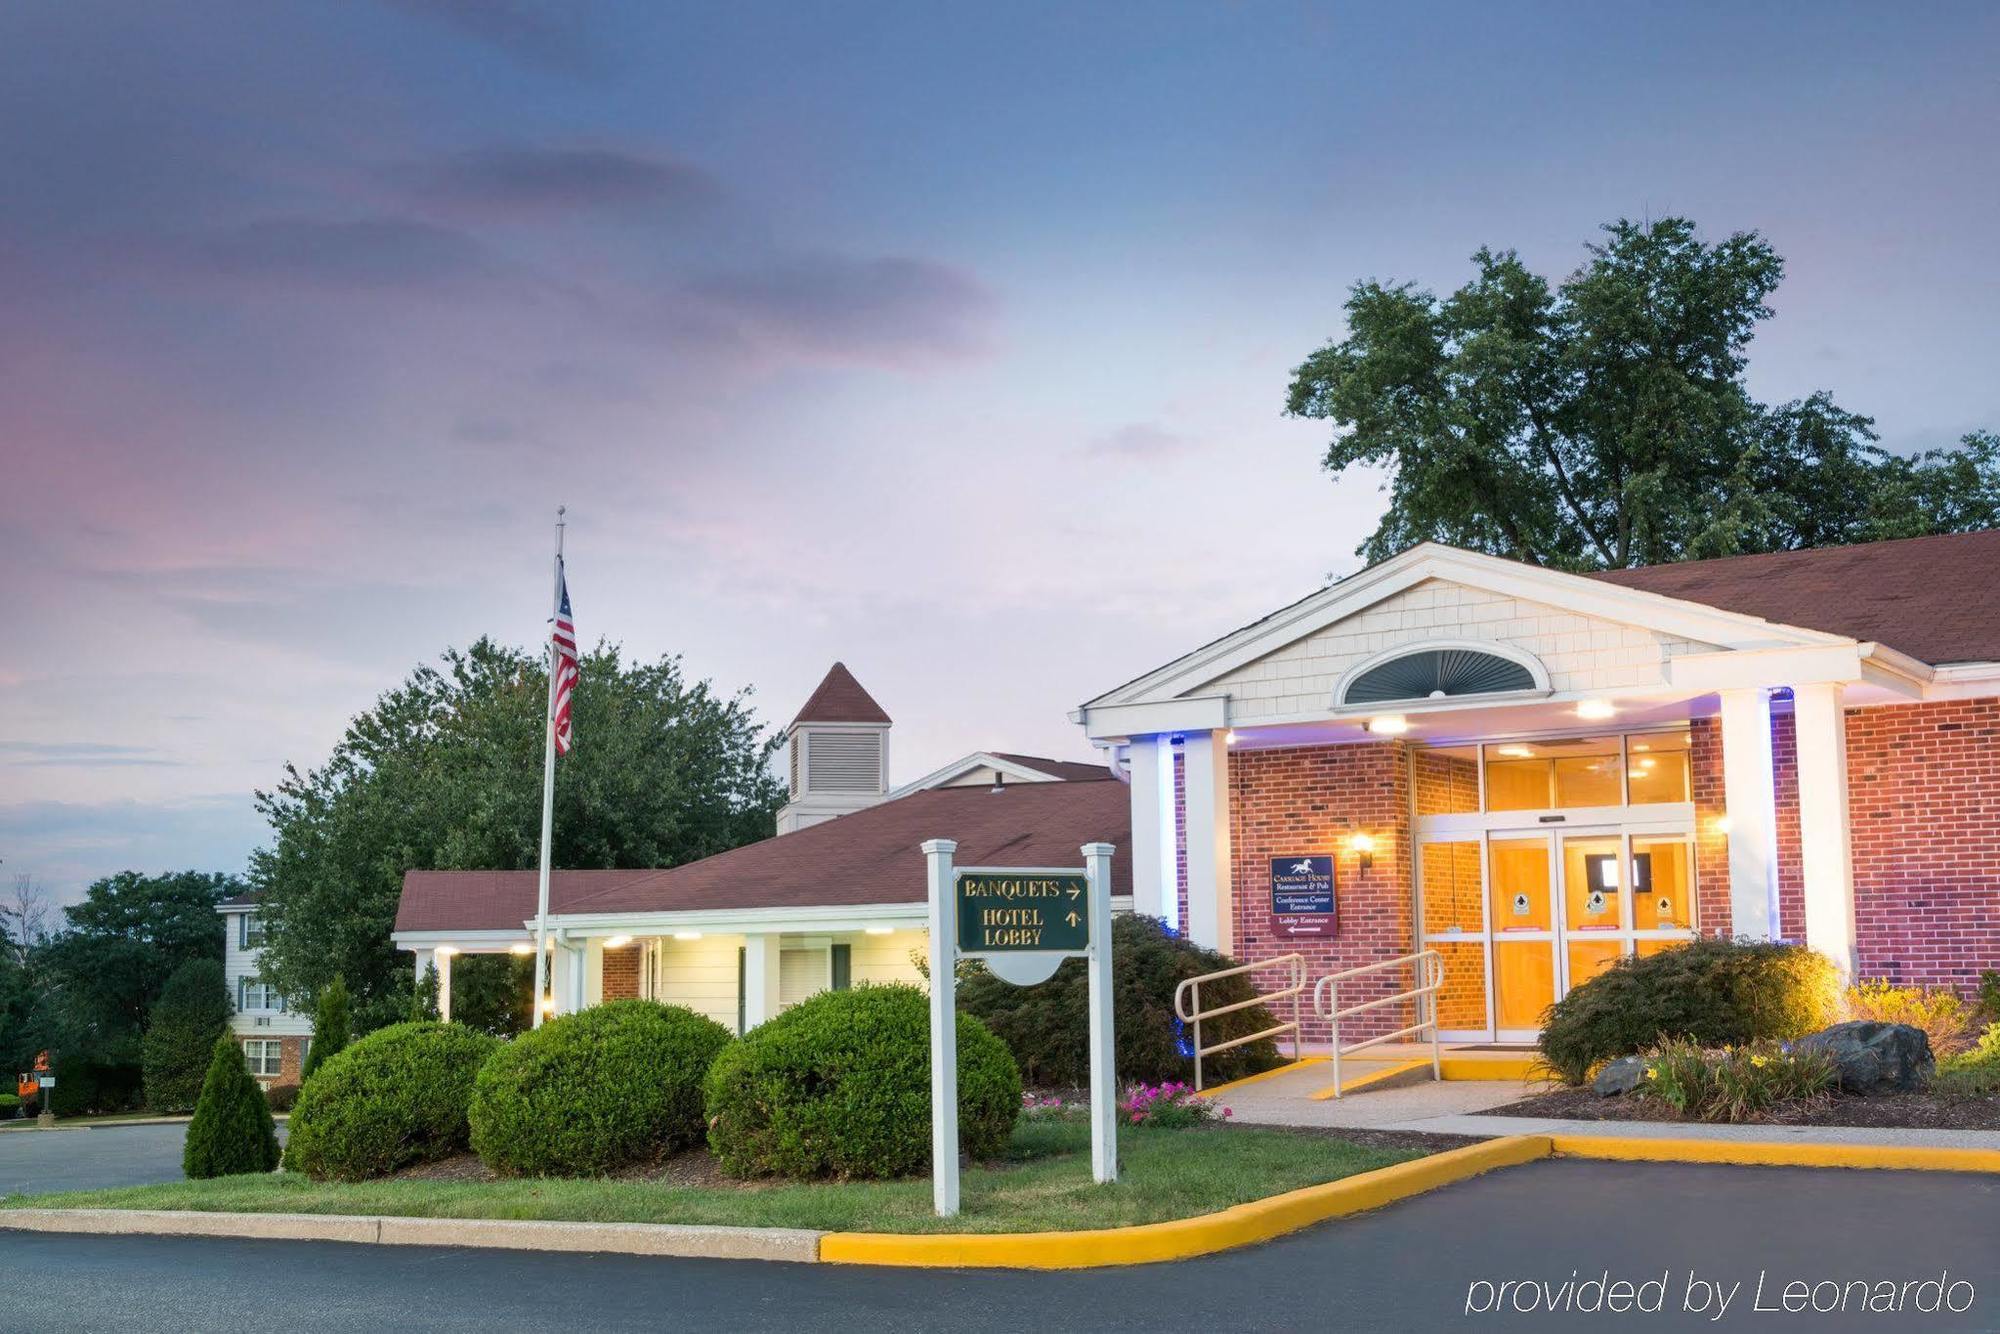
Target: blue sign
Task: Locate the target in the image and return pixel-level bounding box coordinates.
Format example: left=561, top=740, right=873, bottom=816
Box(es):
left=1270, top=856, right=1336, bottom=937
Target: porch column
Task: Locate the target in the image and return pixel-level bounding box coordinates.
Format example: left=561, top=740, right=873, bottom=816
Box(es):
left=435, top=950, right=453, bottom=1023
left=1793, top=682, right=1857, bottom=975
left=1718, top=687, right=1780, bottom=941
left=742, top=933, right=783, bottom=1030
left=1182, top=730, right=1234, bottom=954
left=411, top=947, right=433, bottom=987
left=1126, top=736, right=1177, bottom=926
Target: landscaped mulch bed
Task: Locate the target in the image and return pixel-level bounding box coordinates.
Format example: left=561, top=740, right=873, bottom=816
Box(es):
left=1475, top=1086, right=2000, bottom=1131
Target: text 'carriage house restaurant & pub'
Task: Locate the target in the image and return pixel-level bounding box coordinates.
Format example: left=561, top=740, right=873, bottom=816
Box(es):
left=396, top=532, right=2000, bottom=1048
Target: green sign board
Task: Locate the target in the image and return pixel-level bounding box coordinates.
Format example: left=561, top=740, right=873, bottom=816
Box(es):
left=956, top=871, right=1090, bottom=954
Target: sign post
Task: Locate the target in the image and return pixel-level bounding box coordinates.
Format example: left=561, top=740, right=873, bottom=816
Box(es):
left=924, top=840, right=1118, bottom=1217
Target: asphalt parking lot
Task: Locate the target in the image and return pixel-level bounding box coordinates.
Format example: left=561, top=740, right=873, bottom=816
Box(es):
left=0, top=1123, right=202, bottom=1197
left=4, top=1158, right=1998, bottom=1331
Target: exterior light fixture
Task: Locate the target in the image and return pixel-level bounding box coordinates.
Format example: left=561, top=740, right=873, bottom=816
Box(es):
left=434, top=945, right=458, bottom=957
left=1225, top=730, right=1240, bottom=745
left=673, top=931, right=702, bottom=941
left=603, top=935, right=633, bottom=949
left=865, top=926, right=895, bottom=936
left=509, top=942, right=534, bottom=956
left=538, top=995, right=556, bottom=1014
left=1496, top=744, right=1534, bottom=759
left=1366, top=715, right=1409, bottom=736
left=1576, top=699, right=1617, bottom=721
left=1349, top=832, right=1377, bottom=870
left=1712, top=815, right=1733, bottom=835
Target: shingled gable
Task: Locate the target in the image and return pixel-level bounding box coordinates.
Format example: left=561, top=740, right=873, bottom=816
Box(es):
left=393, top=764, right=1129, bottom=931
left=790, top=662, right=891, bottom=726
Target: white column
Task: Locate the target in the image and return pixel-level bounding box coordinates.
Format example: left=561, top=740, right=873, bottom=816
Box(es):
left=922, top=839, right=959, bottom=1217
left=1126, top=737, right=1169, bottom=922
left=1718, top=687, right=1780, bottom=941
left=548, top=945, right=573, bottom=1016
left=567, top=943, right=586, bottom=1013
left=435, top=950, right=453, bottom=1023
left=411, top=947, right=434, bottom=987
left=1793, top=683, right=1857, bottom=975
left=742, top=933, right=783, bottom=1030
left=1082, top=841, right=1118, bottom=1185
left=1182, top=729, right=1234, bottom=954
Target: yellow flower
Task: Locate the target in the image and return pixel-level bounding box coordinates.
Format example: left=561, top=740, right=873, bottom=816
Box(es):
left=1751, top=1054, right=1768, bottom=1068
left=1644, top=1068, right=1657, bottom=1080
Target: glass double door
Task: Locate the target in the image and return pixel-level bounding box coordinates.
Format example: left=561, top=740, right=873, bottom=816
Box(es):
left=1418, top=826, right=1696, bottom=1042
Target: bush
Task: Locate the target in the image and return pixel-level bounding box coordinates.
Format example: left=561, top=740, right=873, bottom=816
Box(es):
left=48, top=1056, right=144, bottom=1118
left=470, top=1000, right=733, bottom=1177
left=183, top=1034, right=282, bottom=1178
left=263, top=1083, right=300, bottom=1113
left=1118, top=1080, right=1224, bottom=1129
left=142, top=959, right=233, bottom=1112
left=1844, top=979, right=1971, bottom=1057
left=1938, top=1023, right=2000, bottom=1098
left=1539, top=938, right=1842, bottom=1085
left=0, top=1093, right=18, bottom=1119
left=1631, top=1037, right=1837, bottom=1122
left=283, top=1022, right=499, bottom=1181
left=955, top=915, right=1284, bottom=1087
left=1977, top=971, right=2000, bottom=1028
left=299, top=975, right=351, bottom=1084
left=706, top=984, right=1020, bottom=1180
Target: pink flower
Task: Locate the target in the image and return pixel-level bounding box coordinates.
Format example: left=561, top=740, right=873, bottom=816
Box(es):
left=1222, top=1107, right=1233, bottom=1118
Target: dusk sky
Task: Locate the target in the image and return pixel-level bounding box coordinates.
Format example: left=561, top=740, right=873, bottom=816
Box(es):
left=5, top=2, right=1997, bottom=906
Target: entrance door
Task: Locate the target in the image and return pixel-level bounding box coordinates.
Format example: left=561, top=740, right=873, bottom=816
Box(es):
left=1487, top=834, right=1556, bottom=1042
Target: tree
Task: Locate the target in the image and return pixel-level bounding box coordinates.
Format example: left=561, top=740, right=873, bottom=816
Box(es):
left=30, top=871, right=241, bottom=1064
left=182, top=1032, right=280, bottom=1179
left=299, top=974, right=351, bottom=1083
left=141, top=959, right=232, bottom=1111
left=410, top=963, right=441, bottom=1023
left=252, top=639, right=784, bottom=1015
left=1286, top=217, right=2000, bottom=568
left=450, top=953, right=535, bottom=1037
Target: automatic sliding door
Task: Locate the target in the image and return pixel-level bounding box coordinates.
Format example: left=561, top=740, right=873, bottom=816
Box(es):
left=1488, top=835, right=1556, bottom=1038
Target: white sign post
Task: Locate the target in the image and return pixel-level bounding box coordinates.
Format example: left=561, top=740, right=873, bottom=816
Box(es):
left=923, top=838, right=1118, bottom=1218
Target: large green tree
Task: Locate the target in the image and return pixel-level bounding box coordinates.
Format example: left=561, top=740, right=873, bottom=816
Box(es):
left=1286, top=217, right=2000, bottom=568
left=251, top=638, right=784, bottom=1016
left=29, top=871, right=240, bottom=1064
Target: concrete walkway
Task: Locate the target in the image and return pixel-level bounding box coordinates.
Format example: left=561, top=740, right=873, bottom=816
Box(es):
left=1212, top=1059, right=1538, bottom=1129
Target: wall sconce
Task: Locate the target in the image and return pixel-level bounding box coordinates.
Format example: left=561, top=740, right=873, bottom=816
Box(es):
left=1711, top=815, right=1733, bottom=836
left=538, top=994, right=556, bottom=1014
left=1348, top=832, right=1377, bottom=871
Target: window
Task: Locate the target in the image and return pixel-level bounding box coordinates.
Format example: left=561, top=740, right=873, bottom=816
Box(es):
left=1435, top=729, right=1694, bottom=814
left=1343, top=648, right=1537, bottom=705
left=1626, top=731, right=1692, bottom=804
left=239, top=914, right=266, bottom=949
left=237, top=977, right=282, bottom=1012
left=831, top=943, right=852, bottom=991
left=1483, top=735, right=1622, bottom=810
left=242, top=1040, right=283, bottom=1078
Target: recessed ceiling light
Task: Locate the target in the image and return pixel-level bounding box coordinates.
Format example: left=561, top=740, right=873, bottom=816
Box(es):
left=1576, top=699, right=1617, bottom=721
left=865, top=926, right=895, bottom=936
left=1366, top=715, right=1410, bottom=735
left=673, top=931, right=702, bottom=941
left=1496, top=744, right=1534, bottom=759
left=603, top=935, right=632, bottom=949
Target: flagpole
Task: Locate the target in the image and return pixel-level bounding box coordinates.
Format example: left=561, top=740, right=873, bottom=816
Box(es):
left=531, top=506, right=565, bottom=1028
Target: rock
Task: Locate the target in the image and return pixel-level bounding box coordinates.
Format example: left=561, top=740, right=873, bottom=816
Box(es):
left=1593, top=1055, right=1649, bottom=1097
left=1796, top=1021, right=1934, bottom=1092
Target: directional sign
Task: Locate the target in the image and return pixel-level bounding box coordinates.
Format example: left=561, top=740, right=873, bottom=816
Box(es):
left=955, top=871, right=1090, bottom=954
left=1270, top=855, right=1336, bottom=939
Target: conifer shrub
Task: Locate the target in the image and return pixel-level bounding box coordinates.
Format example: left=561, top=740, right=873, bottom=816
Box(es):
left=1539, top=938, right=1842, bottom=1084
left=300, top=975, right=352, bottom=1084
left=142, top=958, right=233, bottom=1112
left=183, top=1033, right=281, bottom=1178
left=469, top=1000, right=733, bottom=1176
left=283, top=1022, right=498, bottom=1181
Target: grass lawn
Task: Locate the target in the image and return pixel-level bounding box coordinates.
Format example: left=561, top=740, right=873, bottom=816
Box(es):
left=0, top=1118, right=1423, bottom=1234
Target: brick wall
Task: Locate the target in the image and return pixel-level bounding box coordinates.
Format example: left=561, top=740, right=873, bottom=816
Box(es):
left=1225, top=742, right=1414, bottom=1043
left=1846, top=698, right=2000, bottom=992
left=1690, top=716, right=1734, bottom=938
left=601, top=946, right=641, bottom=1001
left=1771, top=710, right=1803, bottom=941
left=235, top=1034, right=306, bottom=1088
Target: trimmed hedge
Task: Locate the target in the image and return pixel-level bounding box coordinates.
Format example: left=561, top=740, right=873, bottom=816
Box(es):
left=183, top=1033, right=281, bottom=1178
left=49, top=1056, right=143, bottom=1118
left=470, top=1000, right=733, bottom=1177
left=706, top=984, right=1020, bottom=1180
left=143, top=958, right=232, bottom=1112
left=283, top=1022, right=499, bottom=1181
left=0, top=1093, right=19, bottom=1119
left=956, top=914, right=1285, bottom=1086
left=1539, top=937, right=1843, bottom=1084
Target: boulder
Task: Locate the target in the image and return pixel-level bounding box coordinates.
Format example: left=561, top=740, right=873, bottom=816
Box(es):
left=1593, top=1054, right=1649, bottom=1097
left=1797, top=1021, right=1934, bottom=1093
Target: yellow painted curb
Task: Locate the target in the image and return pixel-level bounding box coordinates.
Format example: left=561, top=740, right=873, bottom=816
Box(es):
left=1192, top=1057, right=1325, bottom=1100
left=819, top=1134, right=1553, bottom=1269
left=1308, top=1059, right=1429, bottom=1101
left=1552, top=1134, right=2000, bottom=1175
left=1439, top=1057, right=1539, bottom=1082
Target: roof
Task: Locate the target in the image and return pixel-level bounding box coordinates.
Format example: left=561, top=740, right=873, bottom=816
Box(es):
left=791, top=662, right=891, bottom=727
left=1589, top=530, right=2000, bottom=665
left=988, top=752, right=1112, bottom=783
left=394, top=777, right=1130, bottom=931
left=217, top=892, right=261, bottom=911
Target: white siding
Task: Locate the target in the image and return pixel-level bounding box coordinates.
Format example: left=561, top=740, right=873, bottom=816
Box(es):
left=653, top=934, right=744, bottom=1032
left=779, top=947, right=828, bottom=1008
left=1203, top=577, right=1718, bottom=720
left=220, top=909, right=313, bottom=1039
left=847, top=929, right=927, bottom=987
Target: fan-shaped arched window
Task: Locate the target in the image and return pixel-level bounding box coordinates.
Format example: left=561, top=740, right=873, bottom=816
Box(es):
left=1341, top=647, right=1538, bottom=705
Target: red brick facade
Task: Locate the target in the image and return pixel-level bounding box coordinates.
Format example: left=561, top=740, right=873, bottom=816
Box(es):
left=234, top=1034, right=307, bottom=1087
left=601, top=946, right=641, bottom=1001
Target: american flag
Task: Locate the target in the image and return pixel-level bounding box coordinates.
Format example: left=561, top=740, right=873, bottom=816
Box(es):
left=551, top=557, right=578, bottom=755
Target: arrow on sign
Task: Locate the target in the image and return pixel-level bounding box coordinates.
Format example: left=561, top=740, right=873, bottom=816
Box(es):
left=1068, top=884, right=1081, bottom=899
left=1065, top=911, right=1080, bottom=928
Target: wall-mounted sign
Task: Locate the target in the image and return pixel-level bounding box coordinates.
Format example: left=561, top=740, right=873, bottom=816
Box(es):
left=956, top=872, right=1090, bottom=955
left=1270, top=855, right=1336, bottom=938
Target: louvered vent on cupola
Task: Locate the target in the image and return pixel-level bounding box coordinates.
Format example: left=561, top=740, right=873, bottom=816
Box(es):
left=803, top=730, right=885, bottom=794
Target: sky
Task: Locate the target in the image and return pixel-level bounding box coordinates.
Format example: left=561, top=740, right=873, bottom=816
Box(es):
left=5, top=1, right=1998, bottom=908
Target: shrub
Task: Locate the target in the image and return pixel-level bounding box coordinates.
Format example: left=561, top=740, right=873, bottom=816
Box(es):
left=706, top=984, right=1020, bottom=1180
left=1631, top=1037, right=1836, bottom=1123
left=263, top=1083, right=300, bottom=1113
left=1119, top=1080, right=1227, bottom=1129
left=0, top=1093, right=18, bottom=1119
left=283, top=1022, right=499, bottom=1181
left=1977, top=971, right=2000, bottom=1027
left=299, top=975, right=351, bottom=1084
left=142, top=958, right=232, bottom=1112
left=1938, top=1023, right=2000, bottom=1098
left=1538, top=937, right=1842, bottom=1085
left=1844, top=979, right=1971, bottom=1057
left=470, top=1000, right=733, bottom=1177
left=183, top=1034, right=282, bottom=1178
left=956, top=915, right=1285, bottom=1087
left=48, top=1056, right=144, bottom=1118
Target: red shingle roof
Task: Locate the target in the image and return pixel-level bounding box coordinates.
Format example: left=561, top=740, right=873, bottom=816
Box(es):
left=990, top=752, right=1112, bottom=782
left=394, top=776, right=1130, bottom=932
left=790, top=662, right=891, bottom=726
left=1589, top=530, right=2000, bottom=665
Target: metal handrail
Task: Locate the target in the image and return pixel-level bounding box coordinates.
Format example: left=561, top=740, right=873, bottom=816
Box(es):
left=1173, top=952, right=1306, bottom=1091
left=1312, top=949, right=1444, bottom=1099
